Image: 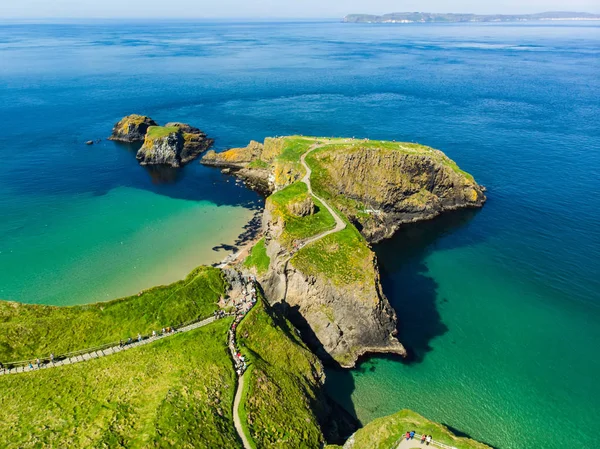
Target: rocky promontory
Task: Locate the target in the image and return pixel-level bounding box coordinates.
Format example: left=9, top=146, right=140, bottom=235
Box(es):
left=108, top=114, right=158, bottom=142
left=205, top=136, right=486, bottom=368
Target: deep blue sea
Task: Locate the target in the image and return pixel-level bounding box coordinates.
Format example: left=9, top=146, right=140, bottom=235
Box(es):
left=1, top=20, right=599, bottom=448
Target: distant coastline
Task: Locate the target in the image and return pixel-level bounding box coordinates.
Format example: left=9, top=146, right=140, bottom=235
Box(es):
left=343, top=11, right=600, bottom=24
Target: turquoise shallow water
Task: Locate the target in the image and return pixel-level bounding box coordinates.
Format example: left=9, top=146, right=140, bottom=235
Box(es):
left=0, top=20, right=599, bottom=448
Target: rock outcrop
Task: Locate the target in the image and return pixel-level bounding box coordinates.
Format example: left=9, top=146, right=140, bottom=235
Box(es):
left=109, top=114, right=158, bottom=142
left=202, top=140, right=264, bottom=169
left=257, top=195, right=405, bottom=368
left=164, top=122, right=214, bottom=164
left=203, top=140, right=271, bottom=193
left=136, top=124, right=213, bottom=167
left=309, top=145, right=486, bottom=242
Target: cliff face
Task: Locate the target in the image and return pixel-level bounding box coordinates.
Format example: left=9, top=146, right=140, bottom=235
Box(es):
left=257, top=186, right=405, bottom=368
left=165, top=122, right=214, bottom=164
left=136, top=124, right=213, bottom=167
left=204, top=136, right=485, bottom=367
left=108, top=114, right=158, bottom=142
left=309, top=145, right=486, bottom=242
left=136, top=126, right=184, bottom=167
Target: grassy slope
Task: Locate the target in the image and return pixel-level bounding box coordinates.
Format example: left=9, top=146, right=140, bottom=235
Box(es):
left=146, top=125, right=180, bottom=139
left=267, top=181, right=336, bottom=247
left=270, top=139, right=375, bottom=288
left=0, top=320, right=241, bottom=449
left=0, top=266, right=225, bottom=362
left=237, top=298, right=326, bottom=448
left=343, top=409, right=492, bottom=449
left=243, top=238, right=271, bottom=275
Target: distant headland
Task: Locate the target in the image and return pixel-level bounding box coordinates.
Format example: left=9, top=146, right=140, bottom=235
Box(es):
left=343, top=11, right=600, bottom=23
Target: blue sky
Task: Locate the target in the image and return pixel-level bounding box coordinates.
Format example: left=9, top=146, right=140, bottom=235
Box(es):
left=1, top=0, right=599, bottom=18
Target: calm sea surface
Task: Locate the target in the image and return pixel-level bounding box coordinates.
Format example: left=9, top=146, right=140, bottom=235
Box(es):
left=1, top=20, right=598, bottom=448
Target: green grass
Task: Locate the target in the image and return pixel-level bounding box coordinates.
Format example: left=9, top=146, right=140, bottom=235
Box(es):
left=146, top=126, right=180, bottom=139
left=237, top=297, right=326, bottom=448
left=276, top=136, right=315, bottom=163
left=248, top=159, right=270, bottom=169
left=0, top=320, right=242, bottom=449
left=346, top=409, right=492, bottom=449
left=291, top=225, right=374, bottom=288
left=243, top=238, right=271, bottom=274
left=286, top=152, right=374, bottom=287
left=0, top=266, right=226, bottom=362
left=267, top=182, right=336, bottom=247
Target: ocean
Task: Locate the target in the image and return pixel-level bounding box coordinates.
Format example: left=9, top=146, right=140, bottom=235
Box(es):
left=0, top=19, right=598, bottom=448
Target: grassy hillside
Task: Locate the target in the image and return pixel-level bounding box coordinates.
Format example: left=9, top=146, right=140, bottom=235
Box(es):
left=0, top=319, right=241, bottom=449
left=344, top=409, right=492, bottom=449
left=267, top=181, right=336, bottom=247
left=237, top=298, right=326, bottom=448
left=243, top=238, right=271, bottom=274
left=0, top=266, right=225, bottom=362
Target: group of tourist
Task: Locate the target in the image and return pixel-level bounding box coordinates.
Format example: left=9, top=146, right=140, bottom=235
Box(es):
left=1, top=276, right=256, bottom=376
left=228, top=275, right=257, bottom=376
left=2, top=326, right=183, bottom=374
left=118, top=326, right=176, bottom=348
left=405, top=430, right=433, bottom=445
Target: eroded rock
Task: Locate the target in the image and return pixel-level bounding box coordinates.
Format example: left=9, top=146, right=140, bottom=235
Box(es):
left=109, top=114, right=158, bottom=142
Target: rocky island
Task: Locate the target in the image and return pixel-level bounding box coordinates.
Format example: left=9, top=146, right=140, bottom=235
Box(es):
left=109, top=114, right=213, bottom=167
left=203, top=136, right=485, bottom=367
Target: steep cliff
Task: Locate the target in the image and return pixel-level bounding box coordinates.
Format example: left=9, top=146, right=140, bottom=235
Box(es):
left=136, top=124, right=213, bottom=167
left=306, top=141, right=486, bottom=242
left=165, top=122, right=214, bottom=164
left=108, top=114, right=158, bottom=142
left=204, top=136, right=485, bottom=367
left=253, top=180, right=405, bottom=368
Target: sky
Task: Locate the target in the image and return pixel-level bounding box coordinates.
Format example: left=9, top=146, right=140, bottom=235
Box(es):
left=0, top=0, right=599, bottom=19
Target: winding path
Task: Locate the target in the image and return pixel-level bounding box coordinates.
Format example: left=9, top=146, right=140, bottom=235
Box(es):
left=230, top=143, right=348, bottom=449
left=299, top=144, right=347, bottom=242
left=233, top=372, right=253, bottom=449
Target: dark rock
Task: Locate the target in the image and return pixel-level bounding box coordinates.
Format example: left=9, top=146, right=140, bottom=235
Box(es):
left=108, top=114, right=158, bottom=142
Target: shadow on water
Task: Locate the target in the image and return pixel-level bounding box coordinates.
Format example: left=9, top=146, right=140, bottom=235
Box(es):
left=15, top=139, right=265, bottom=210
left=374, top=207, right=484, bottom=365
left=324, top=207, right=486, bottom=430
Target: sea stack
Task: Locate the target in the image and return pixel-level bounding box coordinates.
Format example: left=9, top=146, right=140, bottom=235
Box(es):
left=108, top=114, right=158, bottom=142
left=136, top=124, right=213, bottom=167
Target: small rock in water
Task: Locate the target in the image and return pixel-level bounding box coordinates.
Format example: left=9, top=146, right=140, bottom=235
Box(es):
left=221, top=168, right=231, bottom=174
left=85, top=140, right=94, bottom=145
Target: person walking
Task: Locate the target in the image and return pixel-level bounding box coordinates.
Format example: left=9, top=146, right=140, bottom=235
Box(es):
left=410, top=430, right=415, bottom=439
left=50, top=353, right=54, bottom=364
left=405, top=431, right=411, bottom=440
left=137, top=333, right=142, bottom=342
left=426, top=435, right=432, bottom=445
left=421, top=433, right=426, bottom=444
left=36, top=358, right=41, bottom=369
